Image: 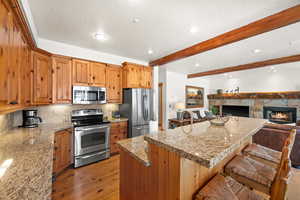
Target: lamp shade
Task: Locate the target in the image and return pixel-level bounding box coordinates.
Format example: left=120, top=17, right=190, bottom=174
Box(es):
left=175, top=102, right=185, bottom=110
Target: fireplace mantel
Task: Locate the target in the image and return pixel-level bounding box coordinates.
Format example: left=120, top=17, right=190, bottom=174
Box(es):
left=208, top=91, right=300, bottom=100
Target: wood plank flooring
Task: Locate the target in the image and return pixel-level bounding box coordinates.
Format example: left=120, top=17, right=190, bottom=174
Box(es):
left=52, top=154, right=300, bottom=200
left=52, top=155, right=120, bottom=200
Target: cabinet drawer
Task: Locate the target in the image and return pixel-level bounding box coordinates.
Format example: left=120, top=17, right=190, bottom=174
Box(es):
left=111, top=121, right=127, bottom=128
left=111, top=127, right=127, bottom=135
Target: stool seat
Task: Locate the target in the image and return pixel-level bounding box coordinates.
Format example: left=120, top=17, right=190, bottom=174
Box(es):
left=225, top=155, right=276, bottom=194
left=243, top=144, right=281, bottom=167
left=195, top=174, right=267, bottom=200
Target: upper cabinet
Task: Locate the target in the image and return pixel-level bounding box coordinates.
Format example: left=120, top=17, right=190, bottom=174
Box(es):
left=0, top=1, right=32, bottom=113
left=32, top=51, right=52, bottom=105
left=0, top=1, right=12, bottom=108
left=140, top=66, right=153, bottom=88
left=90, top=62, right=106, bottom=87
left=72, top=59, right=90, bottom=86
left=106, top=65, right=122, bottom=103
left=52, top=56, right=72, bottom=104
left=122, top=62, right=153, bottom=89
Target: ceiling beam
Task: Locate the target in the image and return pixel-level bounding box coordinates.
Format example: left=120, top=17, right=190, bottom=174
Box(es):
left=187, top=54, right=300, bottom=78
left=149, top=5, right=300, bottom=66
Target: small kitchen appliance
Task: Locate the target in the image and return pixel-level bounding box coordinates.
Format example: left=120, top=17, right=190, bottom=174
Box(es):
left=71, top=109, right=110, bottom=168
left=22, top=109, right=43, bottom=128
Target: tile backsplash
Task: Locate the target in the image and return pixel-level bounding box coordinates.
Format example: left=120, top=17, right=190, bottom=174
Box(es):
left=0, top=104, right=119, bottom=131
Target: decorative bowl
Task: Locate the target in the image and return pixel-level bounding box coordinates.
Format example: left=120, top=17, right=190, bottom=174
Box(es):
left=209, top=116, right=230, bottom=126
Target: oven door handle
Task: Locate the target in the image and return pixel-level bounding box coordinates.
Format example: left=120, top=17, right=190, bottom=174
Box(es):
left=76, top=150, right=108, bottom=159
left=76, top=126, right=109, bottom=131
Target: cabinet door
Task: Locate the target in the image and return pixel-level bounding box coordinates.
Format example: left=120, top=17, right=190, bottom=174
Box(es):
left=106, top=65, right=122, bottom=103
left=140, top=67, right=153, bottom=88
left=72, top=59, right=90, bottom=86
left=90, top=62, right=106, bottom=87
left=127, top=65, right=141, bottom=88
left=52, top=56, right=72, bottom=104
left=20, top=37, right=32, bottom=106
left=0, top=1, right=10, bottom=105
left=53, top=130, right=72, bottom=176
left=33, top=51, right=52, bottom=104
left=8, top=20, right=21, bottom=105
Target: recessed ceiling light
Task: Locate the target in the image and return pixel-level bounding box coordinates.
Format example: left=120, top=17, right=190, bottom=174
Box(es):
left=190, top=26, right=198, bottom=34
left=270, top=66, right=275, bottom=70
left=224, top=73, right=228, bottom=76
left=273, top=69, right=277, bottom=73
left=148, top=49, right=153, bottom=54
left=253, top=49, right=262, bottom=53
left=94, top=33, right=108, bottom=41
left=195, top=63, right=200, bottom=67
left=132, top=18, right=140, bottom=23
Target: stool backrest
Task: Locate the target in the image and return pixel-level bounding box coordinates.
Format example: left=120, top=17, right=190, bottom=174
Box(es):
left=270, top=129, right=296, bottom=200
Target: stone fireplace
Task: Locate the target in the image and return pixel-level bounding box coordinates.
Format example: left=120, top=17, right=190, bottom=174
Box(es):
left=208, top=92, right=300, bottom=124
left=263, top=106, right=297, bottom=124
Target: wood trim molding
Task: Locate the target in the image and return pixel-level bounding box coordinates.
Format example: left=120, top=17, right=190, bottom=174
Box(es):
left=7, top=0, right=37, bottom=48
left=150, top=5, right=300, bottom=66
left=207, top=91, right=300, bottom=99
left=187, top=54, right=300, bottom=78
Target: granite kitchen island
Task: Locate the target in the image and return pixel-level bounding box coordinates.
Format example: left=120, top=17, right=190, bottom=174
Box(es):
left=118, top=117, right=267, bottom=200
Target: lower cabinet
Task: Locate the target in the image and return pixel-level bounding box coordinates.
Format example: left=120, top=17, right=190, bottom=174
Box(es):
left=53, top=129, right=72, bottom=177
left=110, top=121, right=128, bottom=154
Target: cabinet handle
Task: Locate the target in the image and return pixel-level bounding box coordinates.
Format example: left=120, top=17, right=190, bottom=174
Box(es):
left=54, top=147, right=58, bottom=150
left=0, top=47, right=3, bottom=56
left=9, top=101, right=18, bottom=105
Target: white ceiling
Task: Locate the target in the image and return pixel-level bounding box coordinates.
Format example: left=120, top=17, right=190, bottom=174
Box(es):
left=27, top=0, right=300, bottom=72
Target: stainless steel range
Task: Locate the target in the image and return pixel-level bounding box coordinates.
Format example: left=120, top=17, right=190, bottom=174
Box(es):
left=71, top=109, right=110, bottom=168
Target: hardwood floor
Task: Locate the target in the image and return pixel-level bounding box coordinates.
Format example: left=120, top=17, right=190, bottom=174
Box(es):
left=52, top=155, right=120, bottom=200
left=52, top=155, right=300, bottom=200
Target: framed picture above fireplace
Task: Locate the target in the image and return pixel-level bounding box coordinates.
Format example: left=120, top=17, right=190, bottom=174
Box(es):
left=186, top=86, right=204, bottom=108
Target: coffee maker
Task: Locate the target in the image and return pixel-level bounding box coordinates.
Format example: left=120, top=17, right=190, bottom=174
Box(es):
left=22, top=110, right=43, bottom=128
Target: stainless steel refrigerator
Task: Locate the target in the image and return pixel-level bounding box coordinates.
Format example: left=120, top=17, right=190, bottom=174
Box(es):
left=120, top=88, right=154, bottom=138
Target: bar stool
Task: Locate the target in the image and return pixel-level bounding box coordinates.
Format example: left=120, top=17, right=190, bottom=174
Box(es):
left=243, top=143, right=282, bottom=168
left=194, top=174, right=267, bottom=200
left=243, top=128, right=295, bottom=168
left=224, top=129, right=296, bottom=197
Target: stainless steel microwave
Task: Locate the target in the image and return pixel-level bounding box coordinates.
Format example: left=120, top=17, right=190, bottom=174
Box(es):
left=72, top=86, right=106, bottom=104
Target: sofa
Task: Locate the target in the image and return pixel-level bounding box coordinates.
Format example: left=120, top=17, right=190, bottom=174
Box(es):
left=253, top=123, right=300, bottom=168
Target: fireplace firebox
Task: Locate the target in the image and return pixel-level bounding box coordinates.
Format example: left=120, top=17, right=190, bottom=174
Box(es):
left=222, top=105, right=250, bottom=117
left=263, top=106, right=297, bottom=124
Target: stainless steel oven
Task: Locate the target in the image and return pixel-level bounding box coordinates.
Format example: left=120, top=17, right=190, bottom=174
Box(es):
left=72, top=109, right=110, bottom=168
left=72, top=86, right=106, bottom=104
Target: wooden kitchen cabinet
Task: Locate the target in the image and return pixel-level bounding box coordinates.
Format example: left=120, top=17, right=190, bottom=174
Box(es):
left=32, top=51, right=52, bottom=105
left=72, top=59, right=90, bottom=86
left=20, top=38, right=32, bottom=106
left=52, top=56, right=72, bottom=104
left=90, top=62, right=106, bottom=87
left=0, top=1, right=12, bottom=108
left=0, top=1, right=32, bottom=113
left=122, top=62, right=153, bottom=89
left=140, top=67, right=153, bottom=88
left=106, top=65, right=122, bottom=103
left=53, top=129, right=72, bottom=177
left=110, top=121, right=128, bottom=154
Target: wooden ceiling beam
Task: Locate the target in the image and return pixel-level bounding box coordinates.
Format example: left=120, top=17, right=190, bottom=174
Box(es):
left=149, top=5, right=300, bottom=66
left=187, top=54, right=300, bottom=78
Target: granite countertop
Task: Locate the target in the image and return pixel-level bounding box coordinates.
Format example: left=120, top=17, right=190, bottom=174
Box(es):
left=117, top=136, right=150, bottom=166
left=0, top=123, right=72, bottom=200
left=118, top=117, right=266, bottom=169
left=145, top=117, right=267, bottom=168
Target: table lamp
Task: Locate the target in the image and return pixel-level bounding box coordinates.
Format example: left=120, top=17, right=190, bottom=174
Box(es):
left=175, top=102, right=185, bottom=120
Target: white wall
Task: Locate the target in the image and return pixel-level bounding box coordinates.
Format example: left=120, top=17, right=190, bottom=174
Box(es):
left=38, top=38, right=148, bottom=66
left=206, top=62, right=300, bottom=93
left=158, top=68, right=210, bottom=129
